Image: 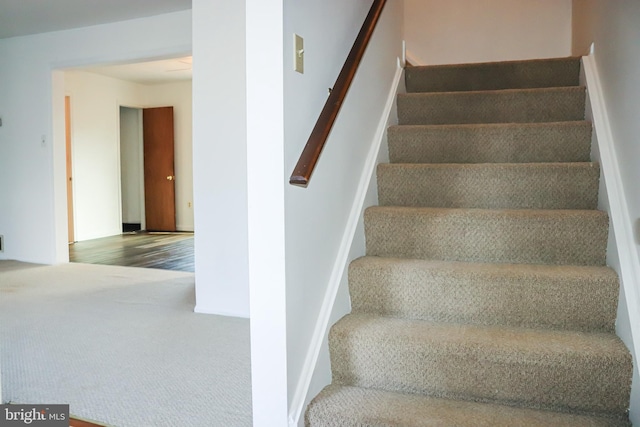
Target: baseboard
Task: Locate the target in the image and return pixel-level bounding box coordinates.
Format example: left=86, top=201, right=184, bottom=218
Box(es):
left=405, top=49, right=422, bottom=66
left=287, top=63, right=404, bottom=427
left=193, top=305, right=249, bottom=319
left=582, top=54, right=640, bottom=369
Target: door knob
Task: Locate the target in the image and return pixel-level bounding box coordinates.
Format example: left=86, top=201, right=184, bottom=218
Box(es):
left=167, top=175, right=175, bottom=181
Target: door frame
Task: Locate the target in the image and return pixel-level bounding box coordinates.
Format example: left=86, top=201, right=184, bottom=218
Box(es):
left=117, top=105, right=146, bottom=232
left=118, top=104, right=179, bottom=233
left=52, top=49, right=191, bottom=262
left=65, top=95, right=76, bottom=243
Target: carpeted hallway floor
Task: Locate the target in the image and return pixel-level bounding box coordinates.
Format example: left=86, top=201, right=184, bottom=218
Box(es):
left=0, top=261, right=252, bottom=427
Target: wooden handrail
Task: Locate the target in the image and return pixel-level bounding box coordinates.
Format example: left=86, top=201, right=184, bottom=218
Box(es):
left=289, top=0, right=388, bottom=187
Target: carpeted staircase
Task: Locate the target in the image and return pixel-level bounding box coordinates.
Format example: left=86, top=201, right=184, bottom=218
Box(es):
left=306, top=57, right=634, bottom=426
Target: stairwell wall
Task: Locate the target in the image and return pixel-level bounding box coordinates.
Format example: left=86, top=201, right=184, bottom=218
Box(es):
left=573, top=1, right=640, bottom=421
left=404, top=0, right=572, bottom=66
left=282, top=1, right=404, bottom=424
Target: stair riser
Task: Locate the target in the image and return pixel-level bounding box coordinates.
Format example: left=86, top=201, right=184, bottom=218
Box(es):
left=364, top=207, right=608, bottom=266
left=329, top=321, right=632, bottom=415
left=387, top=122, right=592, bottom=164
left=377, top=163, right=599, bottom=209
left=307, top=385, right=632, bottom=427
left=398, top=87, right=585, bottom=125
left=349, top=258, right=618, bottom=332
left=406, top=58, right=581, bottom=93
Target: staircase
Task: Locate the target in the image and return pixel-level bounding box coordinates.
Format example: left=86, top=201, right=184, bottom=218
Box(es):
left=306, top=57, right=633, bottom=426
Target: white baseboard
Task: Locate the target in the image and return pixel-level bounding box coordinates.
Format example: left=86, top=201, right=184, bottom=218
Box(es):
left=582, top=54, right=640, bottom=364
left=287, top=63, right=404, bottom=427
left=405, top=49, right=422, bottom=66
left=193, top=305, right=249, bottom=319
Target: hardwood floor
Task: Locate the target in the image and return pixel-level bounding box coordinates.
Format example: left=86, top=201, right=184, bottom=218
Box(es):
left=69, top=232, right=194, bottom=272
left=70, top=417, right=108, bottom=427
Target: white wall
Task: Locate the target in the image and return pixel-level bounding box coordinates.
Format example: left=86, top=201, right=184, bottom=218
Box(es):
left=65, top=71, right=145, bottom=241
left=192, top=0, right=249, bottom=318
left=282, top=1, right=405, bottom=424
left=404, top=0, right=572, bottom=65
left=573, top=1, right=640, bottom=423
left=246, top=0, right=288, bottom=424
left=0, top=11, right=191, bottom=264
left=120, top=107, right=143, bottom=225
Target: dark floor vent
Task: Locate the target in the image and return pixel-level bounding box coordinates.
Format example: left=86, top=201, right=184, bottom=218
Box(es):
left=122, top=223, right=142, bottom=233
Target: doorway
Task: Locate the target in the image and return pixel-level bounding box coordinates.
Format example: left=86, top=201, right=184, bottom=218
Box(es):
left=120, top=106, right=144, bottom=233
left=120, top=106, right=178, bottom=233
left=62, top=57, right=194, bottom=270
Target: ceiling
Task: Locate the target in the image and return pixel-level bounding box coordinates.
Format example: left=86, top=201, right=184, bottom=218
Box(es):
left=84, top=56, right=192, bottom=85
left=0, top=0, right=191, bottom=39
left=0, top=0, right=193, bottom=84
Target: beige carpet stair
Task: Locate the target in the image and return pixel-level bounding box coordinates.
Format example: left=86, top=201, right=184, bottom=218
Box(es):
left=405, top=57, right=581, bottom=93
left=329, top=314, right=631, bottom=416
left=307, top=385, right=631, bottom=427
left=377, top=162, right=599, bottom=209
left=306, top=56, right=633, bottom=426
left=398, top=87, right=586, bottom=125
left=348, top=257, right=619, bottom=332
left=388, top=121, right=592, bottom=164
left=365, top=207, right=608, bottom=266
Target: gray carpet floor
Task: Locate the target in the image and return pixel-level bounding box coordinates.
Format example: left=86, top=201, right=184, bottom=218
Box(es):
left=0, top=261, right=252, bottom=427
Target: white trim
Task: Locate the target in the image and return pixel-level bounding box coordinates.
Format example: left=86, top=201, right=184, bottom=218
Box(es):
left=193, top=305, right=250, bottom=319
left=287, top=63, right=404, bottom=427
left=404, top=49, right=422, bottom=66
left=582, top=54, right=640, bottom=362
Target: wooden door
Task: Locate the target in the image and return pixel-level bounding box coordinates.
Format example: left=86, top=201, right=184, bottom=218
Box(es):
left=65, top=96, right=75, bottom=243
left=143, top=107, right=176, bottom=231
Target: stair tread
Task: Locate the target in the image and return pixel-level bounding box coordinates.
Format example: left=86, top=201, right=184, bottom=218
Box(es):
left=307, top=385, right=631, bottom=427
left=398, top=86, right=585, bottom=126
left=387, top=121, right=593, bottom=164
left=380, top=161, right=597, bottom=166
left=365, top=205, right=609, bottom=222
left=405, top=57, right=581, bottom=94
left=349, top=256, right=618, bottom=332
left=407, top=56, right=580, bottom=71
left=352, top=256, right=617, bottom=278
left=332, top=312, right=629, bottom=359
left=330, top=314, right=632, bottom=415
left=377, top=162, right=599, bottom=209
left=400, top=85, right=586, bottom=97
left=381, top=161, right=596, bottom=167
left=366, top=205, right=607, bottom=214
left=389, top=120, right=590, bottom=130
left=365, top=206, right=609, bottom=266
